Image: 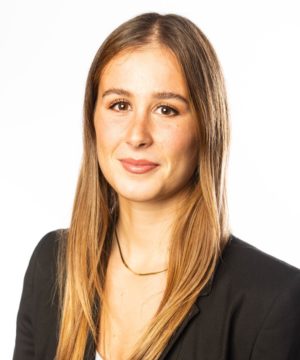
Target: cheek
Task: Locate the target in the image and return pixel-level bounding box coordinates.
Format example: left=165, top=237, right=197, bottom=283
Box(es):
left=94, top=124, right=112, bottom=174
left=163, top=126, right=198, bottom=164
left=94, top=118, right=121, bottom=155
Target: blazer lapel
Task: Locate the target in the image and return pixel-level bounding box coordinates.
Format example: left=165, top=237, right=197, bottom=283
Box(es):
left=159, top=276, right=214, bottom=360
left=83, top=268, right=216, bottom=359
left=159, top=302, right=200, bottom=360
left=84, top=332, right=96, bottom=360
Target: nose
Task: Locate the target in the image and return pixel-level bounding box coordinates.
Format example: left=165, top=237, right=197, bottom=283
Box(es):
left=125, top=111, right=153, bottom=148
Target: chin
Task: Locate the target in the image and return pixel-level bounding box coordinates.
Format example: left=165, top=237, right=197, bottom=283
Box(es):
left=118, top=189, right=161, bottom=203
left=112, top=181, right=162, bottom=202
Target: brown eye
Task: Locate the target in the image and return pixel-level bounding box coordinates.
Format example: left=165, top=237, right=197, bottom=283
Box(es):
left=157, top=105, right=179, bottom=116
left=110, top=101, right=130, bottom=111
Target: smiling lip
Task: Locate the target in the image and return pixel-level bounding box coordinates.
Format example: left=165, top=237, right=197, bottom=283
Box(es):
left=119, top=158, right=159, bottom=174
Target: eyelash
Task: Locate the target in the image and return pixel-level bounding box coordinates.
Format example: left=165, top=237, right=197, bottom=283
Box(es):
left=108, top=99, right=179, bottom=116
left=109, top=99, right=129, bottom=111
left=156, top=103, right=179, bottom=116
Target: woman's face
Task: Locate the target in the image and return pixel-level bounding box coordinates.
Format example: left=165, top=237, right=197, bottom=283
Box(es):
left=94, top=44, right=198, bottom=204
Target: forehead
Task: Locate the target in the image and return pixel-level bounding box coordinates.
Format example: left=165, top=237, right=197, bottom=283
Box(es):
left=99, top=45, right=189, bottom=96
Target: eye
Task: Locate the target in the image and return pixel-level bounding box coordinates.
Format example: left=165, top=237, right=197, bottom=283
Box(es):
left=157, top=104, right=179, bottom=116
left=109, top=100, right=130, bottom=112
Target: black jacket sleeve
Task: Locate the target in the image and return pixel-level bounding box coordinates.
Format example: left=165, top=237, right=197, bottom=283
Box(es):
left=250, top=272, right=300, bottom=359
left=13, top=231, right=62, bottom=360
left=13, top=238, right=41, bottom=359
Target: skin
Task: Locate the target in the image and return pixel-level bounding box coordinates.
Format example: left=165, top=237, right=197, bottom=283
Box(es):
left=94, top=43, right=199, bottom=359
left=93, top=44, right=198, bottom=268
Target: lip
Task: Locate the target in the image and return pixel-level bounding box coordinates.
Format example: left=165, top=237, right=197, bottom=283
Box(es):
left=119, top=158, right=159, bottom=174
left=120, top=158, right=159, bottom=166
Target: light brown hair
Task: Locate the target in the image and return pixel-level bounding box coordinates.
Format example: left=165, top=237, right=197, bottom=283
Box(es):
left=56, top=12, right=231, bottom=360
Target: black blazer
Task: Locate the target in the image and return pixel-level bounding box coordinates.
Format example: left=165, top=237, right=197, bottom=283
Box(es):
left=13, top=230, right=300, bottom=360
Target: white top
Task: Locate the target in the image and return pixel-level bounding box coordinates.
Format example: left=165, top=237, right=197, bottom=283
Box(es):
left=95, top=351, right=104, bottom=360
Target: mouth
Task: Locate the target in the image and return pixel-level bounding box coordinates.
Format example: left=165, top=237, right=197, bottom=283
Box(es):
left=119, top=158, right=159, bottom=174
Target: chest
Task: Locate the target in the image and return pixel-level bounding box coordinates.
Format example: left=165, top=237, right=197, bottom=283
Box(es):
left=98, top=257, right=167, bottom=359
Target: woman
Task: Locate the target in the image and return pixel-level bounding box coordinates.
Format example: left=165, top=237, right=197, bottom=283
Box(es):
left=13, top=12, right=300, bottom=360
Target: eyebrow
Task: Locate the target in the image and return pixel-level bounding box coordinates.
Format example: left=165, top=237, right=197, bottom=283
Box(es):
left=102, top=88, right=190, bottom=106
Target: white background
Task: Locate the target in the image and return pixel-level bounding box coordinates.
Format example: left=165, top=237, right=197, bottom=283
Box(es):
left=1, top=0, right=299, bottom=357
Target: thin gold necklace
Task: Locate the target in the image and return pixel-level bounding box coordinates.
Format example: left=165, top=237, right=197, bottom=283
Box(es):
left=114, top=228, right=168, bottom=276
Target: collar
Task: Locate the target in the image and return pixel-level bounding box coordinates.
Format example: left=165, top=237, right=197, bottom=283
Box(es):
left=197, top=233, right=233, bottom=299
left=159, top=256, right=220, bottom=360
left=198, top=273, right=214, bottom=297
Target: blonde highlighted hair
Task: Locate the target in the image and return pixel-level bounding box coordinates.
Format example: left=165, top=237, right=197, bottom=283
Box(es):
left=56, top=12, right=231, bottom=360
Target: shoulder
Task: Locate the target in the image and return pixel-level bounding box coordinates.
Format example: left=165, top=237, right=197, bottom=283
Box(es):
left=24, top=229, right=68, bottom=321
left=222, top=235, right=300, bottom=282
left=218, top=236, right=300, bottom=357
left=193, top=235, right=300, bottom=358
left=14, top=229, right=68, bottom=359
left=212, top=234, right=300, bottom=307
left=26, top=228, right=68, bottom=283
left=33, top=228, right=67, bottom=255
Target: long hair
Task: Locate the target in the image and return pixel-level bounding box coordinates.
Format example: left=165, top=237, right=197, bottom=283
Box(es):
left=56, top=12, right=231, bottom=360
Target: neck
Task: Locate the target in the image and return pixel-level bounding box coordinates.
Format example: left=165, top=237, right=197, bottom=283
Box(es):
left=112, top=195, right=186, bottom=272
